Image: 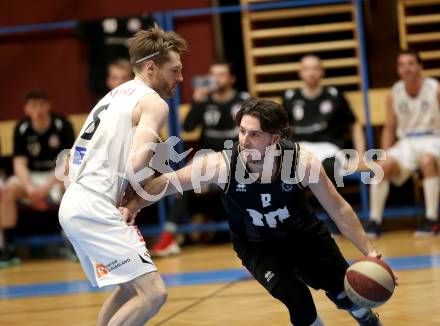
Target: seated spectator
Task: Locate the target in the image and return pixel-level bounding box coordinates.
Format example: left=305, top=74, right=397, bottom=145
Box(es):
left=282, top=54, right=366, bottom=235
left=106, top=58, right=133, bottom=91
left=0, top=90, right=75, bottom=267
left=151, top=61, right=249, bottom=257
left=283, top=54, right=365, bottom=180
left=364, top=50, right=440, bottom=238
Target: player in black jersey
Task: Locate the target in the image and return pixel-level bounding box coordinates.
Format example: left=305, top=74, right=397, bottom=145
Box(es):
left=0, top=90, right=75, bottom=267
left=186, top=61, right=249, bottom=152
left=283, top=54, right=366, bottom=236
left=121, top=98, right=390, bottom=326
left=151, top=61, right=249, bottom=257
left=282, top=54, right=365, bottom=182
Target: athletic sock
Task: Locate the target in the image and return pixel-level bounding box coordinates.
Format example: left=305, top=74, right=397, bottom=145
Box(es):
left=310, top=314, right=325, bottom=326
left=370, top=180, right=390, bottom=224
left=351, top=307, right=369, bottom=318
left=423, top=177, right=439, bottom=221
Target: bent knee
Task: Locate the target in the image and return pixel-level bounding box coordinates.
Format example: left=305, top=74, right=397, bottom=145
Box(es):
left=152, top=279, right=167, bottom=306
left=420, top=154, right=438, bottom=169
left=136, top=273, right=168, bottom=307
left=154, top=288, right=167, bottom=307
left=1, top=180, right=26, bottom=202
left=137, top=285, right=167, bottom=312
left=379, top=159, right=399, bottom=179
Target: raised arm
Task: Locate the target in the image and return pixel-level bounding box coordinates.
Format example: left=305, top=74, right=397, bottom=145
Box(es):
left=298, top=146, right=379, bottom=257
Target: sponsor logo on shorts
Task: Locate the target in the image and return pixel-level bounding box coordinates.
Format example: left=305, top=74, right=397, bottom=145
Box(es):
left=96, top=258, right=131, bottom=277
left=264, top=270, right=275, bottom=283
left=96, top=263, right=109, bottom=278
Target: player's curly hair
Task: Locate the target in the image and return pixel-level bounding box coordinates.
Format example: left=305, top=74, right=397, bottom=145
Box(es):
left=129, top=23, right=187, bottom=72
left=235, top=98, right=292, bottom=139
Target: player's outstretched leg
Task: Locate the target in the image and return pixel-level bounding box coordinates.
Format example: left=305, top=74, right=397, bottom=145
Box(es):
left=97, top=271, right=167, bottom=326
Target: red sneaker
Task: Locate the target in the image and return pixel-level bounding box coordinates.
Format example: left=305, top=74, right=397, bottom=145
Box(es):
left=151, top=231, right=181, bottom=257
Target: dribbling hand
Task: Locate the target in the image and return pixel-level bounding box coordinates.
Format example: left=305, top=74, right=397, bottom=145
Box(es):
left=367, top=251, right=399, bottom=285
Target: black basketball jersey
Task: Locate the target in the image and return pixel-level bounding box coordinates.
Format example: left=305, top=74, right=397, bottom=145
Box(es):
left=13, top=114, right=75, bottom=171
left=221, top=140, right=319, bottom=242
left=282, top=87, right=356, bottom=149
left=184, top=91, right=249, bottom=151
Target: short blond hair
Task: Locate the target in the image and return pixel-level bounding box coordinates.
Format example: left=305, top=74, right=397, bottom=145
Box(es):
left=129, top=23, right=187, bottom=73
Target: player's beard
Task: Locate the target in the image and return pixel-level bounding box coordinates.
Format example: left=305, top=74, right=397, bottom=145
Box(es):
left=161, top=81, right=175, bottom=99
left=167, top=84, right=177, bottom=98
left=153, top=74, right=176, bottom=99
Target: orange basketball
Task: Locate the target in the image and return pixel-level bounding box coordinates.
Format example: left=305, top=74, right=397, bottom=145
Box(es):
left=344, top=257, right=396, bottom=308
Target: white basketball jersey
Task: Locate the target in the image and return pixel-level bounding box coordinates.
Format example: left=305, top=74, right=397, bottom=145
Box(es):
left=68, top=80, right=156, bottom=203
left=392, top=77, right=440, bottom=139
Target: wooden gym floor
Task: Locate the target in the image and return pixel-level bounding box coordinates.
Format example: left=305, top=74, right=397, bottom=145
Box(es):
left=1, top=230, right=439, bottom=325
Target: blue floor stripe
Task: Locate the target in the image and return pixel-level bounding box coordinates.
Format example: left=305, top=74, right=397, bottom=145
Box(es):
left=0, top=280, right=104, bottom=299
left=1, top=255, right=439, bottom=300
left=385, top=255, right=440, bottom=270
left=163, top=268, right=251, bottom=287
left=1, top=268, right=251, bottom=299
left=344, top=255, right=440, bottom=271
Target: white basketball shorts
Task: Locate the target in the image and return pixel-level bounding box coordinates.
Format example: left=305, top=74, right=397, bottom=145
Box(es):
left=299, top=141, right=347, bottom=176
left=387, top=136, right=440, bottom=185
left=9, top=171, right=63, bottom=203
left=58, top=183, right=157, bottom=288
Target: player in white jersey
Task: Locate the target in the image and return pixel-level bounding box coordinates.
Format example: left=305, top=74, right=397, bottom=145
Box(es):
left=364, top=50, right=440, bottom=238
left=58, top=24, right=187, bottom=325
